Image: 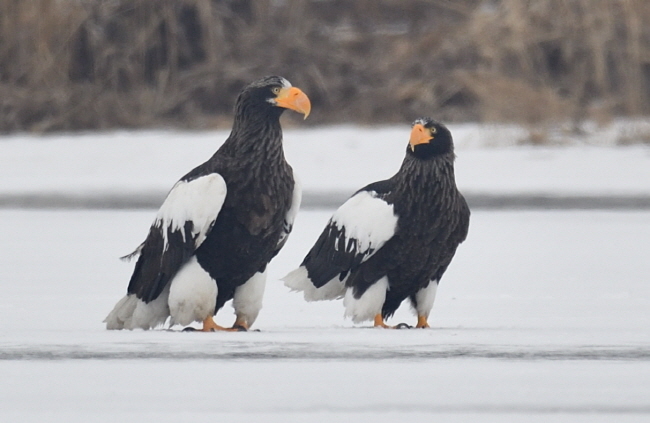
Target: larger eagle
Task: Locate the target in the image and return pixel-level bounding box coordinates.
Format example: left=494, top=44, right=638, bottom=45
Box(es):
left=105, top=76, right=311, bottom=331
left=284, top=118, right=469, bottom=328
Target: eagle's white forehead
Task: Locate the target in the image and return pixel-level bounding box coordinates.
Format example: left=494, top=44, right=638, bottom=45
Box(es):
left=279, top=77, right=291, bottom=88
left=413, top=117, right=431, bottom=127
left=248, top=76, right=292, bottom=90
left=265, top=77, right=292, bottom=104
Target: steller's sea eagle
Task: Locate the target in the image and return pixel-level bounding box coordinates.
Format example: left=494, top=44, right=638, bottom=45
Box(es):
left=105, top=76, right=311, bottom=331
left=283, top=117, right=469, bottom=328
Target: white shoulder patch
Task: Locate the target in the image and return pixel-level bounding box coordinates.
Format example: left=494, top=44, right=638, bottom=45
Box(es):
left=155, top=173, right=227, bottom=249
left=331, top=190, right=398, bottom=254
left=287, top=173, right=302, bottom=226
left=277, top=174, right=302, bottom=247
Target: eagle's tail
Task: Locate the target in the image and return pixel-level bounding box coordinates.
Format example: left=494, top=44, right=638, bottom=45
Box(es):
left=104, top=286, right=170, bottom=330
left=282, top=266, right=346, bottom=301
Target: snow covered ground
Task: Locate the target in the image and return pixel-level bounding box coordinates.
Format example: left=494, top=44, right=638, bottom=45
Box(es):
left=1, top=123, right=650, bottom=201
left=1, top=125, right=649, bottom=421
left=1, top=209, right=649, bottom=421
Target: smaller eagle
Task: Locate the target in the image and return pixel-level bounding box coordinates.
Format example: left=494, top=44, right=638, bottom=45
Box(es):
left=105, top=76, right=311, bottom=331
left=283, top=118, right=470, bottom=328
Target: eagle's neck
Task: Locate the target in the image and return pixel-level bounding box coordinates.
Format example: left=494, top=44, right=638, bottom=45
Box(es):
left=214, top=107, right=292, bottom=198
left=391, top=153, right=459, bottom=221
left=218, top=106, right=286, bottom=164
left=215, top=108, right=294, bottom=236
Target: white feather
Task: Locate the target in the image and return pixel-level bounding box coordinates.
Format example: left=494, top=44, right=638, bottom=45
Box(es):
left=104, top=284, right=170, bottom=330
left=168, top=256, right=217, bottom=326
left=232, top=269, right=267, bottom=327
left=343, top=276, right=389, bottom=323
left=104, top=294, right=138, bottom=330
left=412, top=279, right=439, bottom=317
left=129, top=284, right=171, bottom=329
left=331, top=190, right=397, bottom=257
left=154, top=174, right=227, bottom=250
left=277, top=174, right=302, bottom=247
left=266, top=78, right=292, bottom=105
left=283, top=266, right=346, bottom=301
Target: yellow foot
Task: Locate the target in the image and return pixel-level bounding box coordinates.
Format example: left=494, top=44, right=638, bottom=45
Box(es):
left=373, top=314, right=418, bottom=329
left=232, top=317, right=249, bottom=332
left=416, top=315, right=430, bottom=329
left=374, top=314, right=392, bottom=328
left=186, top=316, right=243, bottom=332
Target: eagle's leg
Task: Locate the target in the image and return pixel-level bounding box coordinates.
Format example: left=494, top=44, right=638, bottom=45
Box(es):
left=374, top=314, right=392, bottom=328
left=411, top=280, right=437, bottom=329
left=416, top=315, right=430, bottom=329
left=231, top=270, right=265, bottom=332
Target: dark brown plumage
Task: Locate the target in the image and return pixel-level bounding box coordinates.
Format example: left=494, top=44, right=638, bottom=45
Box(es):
left=105, top=76, right=310, bottom=331
left=284, top=117, right=470, bottom=328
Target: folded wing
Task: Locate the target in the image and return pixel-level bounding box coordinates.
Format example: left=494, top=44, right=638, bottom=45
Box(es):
left=284, top=186, right=398, bottom=300
left=126, top=173, right=227, bottom=303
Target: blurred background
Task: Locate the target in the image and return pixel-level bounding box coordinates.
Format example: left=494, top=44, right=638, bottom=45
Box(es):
left=1, top=0, right=649, bottom=136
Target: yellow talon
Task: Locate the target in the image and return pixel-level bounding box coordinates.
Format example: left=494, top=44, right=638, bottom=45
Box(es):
left=197, top=316, right=243, bottom=332
left=374, top=314, right=391, bottom=328
left=232, top=317, right=249, bottom=331
left=416, top=315, right=430, bottom=329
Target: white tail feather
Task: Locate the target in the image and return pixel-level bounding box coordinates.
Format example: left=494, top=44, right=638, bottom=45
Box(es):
left=104, top=294, right=138, bottom=330
left=283, top=266, right=346, bottom=301
left=104, top=284, right=170, bottom=330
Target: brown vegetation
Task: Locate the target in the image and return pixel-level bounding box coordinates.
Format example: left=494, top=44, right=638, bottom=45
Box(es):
left=0, top=0, right=649, bottom=132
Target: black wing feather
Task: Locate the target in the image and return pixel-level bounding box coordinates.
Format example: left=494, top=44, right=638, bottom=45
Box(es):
left=127, top=220, right=195, bottom=303
left=302, top=181, right=396, bottom=289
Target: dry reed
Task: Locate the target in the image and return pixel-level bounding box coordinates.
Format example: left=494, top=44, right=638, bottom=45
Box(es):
left=0, top=0, right=648, bottom=133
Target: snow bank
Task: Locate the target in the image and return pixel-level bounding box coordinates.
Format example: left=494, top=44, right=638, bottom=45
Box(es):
left=1, top=123, right=649, bottom=198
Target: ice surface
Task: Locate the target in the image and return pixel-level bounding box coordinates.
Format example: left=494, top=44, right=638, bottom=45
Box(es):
left=0, top=209, right=649, bottom=421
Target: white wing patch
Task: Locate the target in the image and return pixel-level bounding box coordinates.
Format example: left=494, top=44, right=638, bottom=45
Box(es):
left=331, top=190, right=398, bottom=256
left=154, top=174, right=227, bottom=250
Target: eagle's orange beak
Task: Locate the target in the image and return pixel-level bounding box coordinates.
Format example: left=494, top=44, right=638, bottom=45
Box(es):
left=275, top=87, right=311, bottom=119
left=409, top=123, right=433, bottom=151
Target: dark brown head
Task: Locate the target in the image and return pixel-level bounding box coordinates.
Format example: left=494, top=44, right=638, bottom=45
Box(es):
left=234, top=76, right=311, bottom=122
left=407, top=117, right=453, bottom=160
